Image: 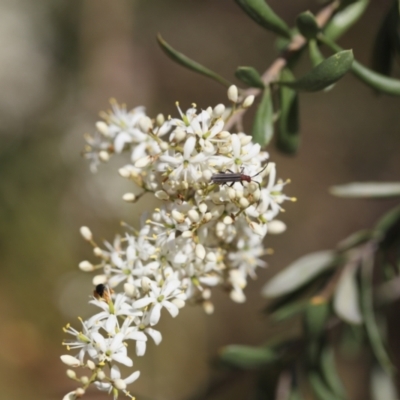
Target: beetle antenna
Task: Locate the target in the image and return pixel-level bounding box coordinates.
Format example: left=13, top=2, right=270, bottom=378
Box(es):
left=251, top=163, right=269, bottom=178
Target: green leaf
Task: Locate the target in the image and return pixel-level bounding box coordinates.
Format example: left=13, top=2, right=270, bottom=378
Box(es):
left=278, top=50, right=354, bottom=92
left=320, top=347, right=348, bottom=399
left=235, top=0, right=292, bottom=39
left=219, top=345, right=277, bottom=369
left=308, top=39, right=325, bottom=67
left=262, top=251, right=336, bottom=298
left=277, top=68, right=300, bottom=154
left=375, top=204, right=400, bottom=232
left=361, top=256, right=394, bottom=375
left=375, top=204, right=400, bottom=246
left=320, top=36, right=400, bottom=96
left=252, top=86, right=274, bottom=146
left=235, top=66, right=265, bottom=88
left=333, top=265, right=363, bottom=325
left=371, top=4, right=397, bottom=76
left=309, top=371, right=344, bottom=400
left=371, top=367, right=399, bottom=400
left=156, top=34, right=231, bottom=87
left=270, top=299, right=309, bottom=322
left=324, top=0, right=370, bottom=41
left=337, top=229, right=375, bottom=252
left=304, top=299, right=330, bottom=338
left=330, top=182, right=400, bottom=198
left=296, top=11, right=319, bottom=40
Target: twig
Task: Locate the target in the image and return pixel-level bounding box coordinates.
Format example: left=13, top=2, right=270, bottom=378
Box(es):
left=225, top=0, right=340, bottom=131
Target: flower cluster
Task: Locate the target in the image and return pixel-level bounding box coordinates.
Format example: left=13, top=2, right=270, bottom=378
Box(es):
left=62, top=86, right=294, bottom=400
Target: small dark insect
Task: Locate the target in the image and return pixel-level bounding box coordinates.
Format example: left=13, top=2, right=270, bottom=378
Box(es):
left=211, top=164, right=268, bottom=190
left=93, top=284, right=114, bottom=302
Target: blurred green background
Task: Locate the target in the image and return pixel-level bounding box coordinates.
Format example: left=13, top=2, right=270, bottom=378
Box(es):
left=0, top=1, right=399, bottom=399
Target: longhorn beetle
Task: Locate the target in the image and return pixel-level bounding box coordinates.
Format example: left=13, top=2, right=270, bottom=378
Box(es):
left=211, top=164, right=269, bottom=191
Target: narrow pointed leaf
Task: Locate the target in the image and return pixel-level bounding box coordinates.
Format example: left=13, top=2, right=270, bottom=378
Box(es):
left=277, top=68, right=300, bottom=154
left=330, top=182, right=400, bottom=198
left=157, top=34, right=231, bottom=87
left=361, top=256, right=394, bottom=375
left=320, top=37, right=400, bottom=95
left=308, top=40, right=325, bottom=67
left=375, top=204, right=400, bottom=246
left=252, top=86, right=274, bottom=146
left=235, top=0, right=292, bottom=39
left=309, top=371, right=343, bottom=400
left=262, top=251, right=335, bottom=298
left=324, top=0, right=370, bottom=41
left=371, top=4, right=397, bottom=76
left=337, top=229, right=375, bottom=252
left=278, top=50, right=354, bottom=92
left=333, top=265, right=363, bottom=325
left=320, top=347, right=348, bottom=399
left=219, top=345, right=277, bottom=369
left=296, top=11, right=319, bottom=40
left=270, top=299, right=309, bottom=321
left=304, top=299, right=330, bottom=338
left=235, top=66, right=265, bottom=88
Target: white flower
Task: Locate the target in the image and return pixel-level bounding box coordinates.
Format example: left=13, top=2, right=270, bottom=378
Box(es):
left=133, top=277, right=186, bottom=325
left=87, top=293, right=142, bottom=333
left=89, top=332, right=133, bottom=367
left=95, top=364, right=140, bottom=399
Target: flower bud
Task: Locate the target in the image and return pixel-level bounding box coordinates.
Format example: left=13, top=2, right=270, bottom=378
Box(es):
left=171, top=210, right=185, bottom=223
left=122, top=193, right=136, bottom=202
left=156, top=113, right=165, bottom=126
left=118, top=167, right=131, bottom=178
left=139, top=116, right=153, bottom=132
left=195, top=243, right=206, bottom=260
left=227, top=85, right=238, bottom=103
left=242, top=95, right=255, bottom=108
left=173, top=127, right=186, bottom=142
left=239, top=197, right=250, bottom=208
left=188, top=209, right=200, bottom=223
left=79, top=261, right=94, bottom=272
left=99, top=151, right=110, bottom=162
left=66, top=369, right=76, bottom=379
left=61, top=355, right=81, bottom=367
left=213, top=104, right=225, bottom=117
left=155, top=190, right=169, bottom=200
left=135, top=156, right=151, bottom=168
left=80, top=376, right=89, bottom=385
left=114, top=379, right=127, bottom=390
left=80, top=226, right=92, bottom=241
left=96, top=121, right=109, bottom=136
left=268, top=220, right=287, bottom=234
left=141, top=277, right=152, bottom=292
left=124, top=283, right=137, bottom=297
left=97, top=370, right=106, bottom=380
left=223, top=215, right=233, bottom=225
left=86, top=360, right=95, bottom=370
left=203, top=301, right=214, bottom=314
left=198, top=203, right=207, bottom=214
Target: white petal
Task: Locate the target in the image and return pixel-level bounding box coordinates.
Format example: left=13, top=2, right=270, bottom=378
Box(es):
left=149, top=303, right=162, bottom=326
left=136, top=340, right=146, bottom=356
left=163, top=301, right=179, bottom=318
left=145, top=328, right=162, bottom=344
left=133, top=297, right=154, bottom=309
left=110, top=364, right=121, bottom=380
left=183, top=135, right=196, bottom=159
left=105, top=315, right=118, bottom=333
left=124, top=370, right=141, bottom=385
left=113, top=353, right=133, bottom=367
left=114, top=132, right=132, bottom=153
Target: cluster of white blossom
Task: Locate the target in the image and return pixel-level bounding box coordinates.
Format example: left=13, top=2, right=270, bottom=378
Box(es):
left=61, top=86, right=294, bottom=400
